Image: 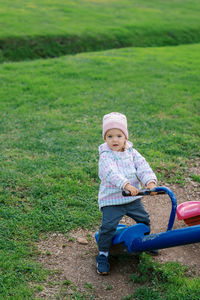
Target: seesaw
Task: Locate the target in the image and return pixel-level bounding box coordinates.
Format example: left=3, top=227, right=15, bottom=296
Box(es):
left=95, top=187, right=200, bottom=254
left=177, top=201, right=200, bottom=226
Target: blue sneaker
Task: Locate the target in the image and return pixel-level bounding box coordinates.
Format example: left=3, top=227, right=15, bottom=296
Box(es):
left=96, top=254, right=110, bottom=275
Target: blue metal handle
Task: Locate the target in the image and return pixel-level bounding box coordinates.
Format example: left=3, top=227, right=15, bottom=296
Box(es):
left=153, top=187, right=177, bottom=231
left=122, top=189, right=166, bottom=196
left=122, top=186, right=177, bottom=231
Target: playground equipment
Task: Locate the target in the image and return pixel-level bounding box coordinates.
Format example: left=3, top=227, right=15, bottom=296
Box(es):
left=177, top=201, right=200, bottom=226
left=95, top=187, right=200, bottom=254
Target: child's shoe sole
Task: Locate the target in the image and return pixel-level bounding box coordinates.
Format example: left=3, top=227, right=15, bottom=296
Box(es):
left=97, top=268, right=109, bottom=275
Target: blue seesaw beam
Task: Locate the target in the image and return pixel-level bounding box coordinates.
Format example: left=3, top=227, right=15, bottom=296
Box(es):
left=130, top=224, right=200, bottom=253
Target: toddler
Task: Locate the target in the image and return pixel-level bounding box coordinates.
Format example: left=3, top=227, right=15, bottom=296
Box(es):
left=96, top=112, right=158, bottom=275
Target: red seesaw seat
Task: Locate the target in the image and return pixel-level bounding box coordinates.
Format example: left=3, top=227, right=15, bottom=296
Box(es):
left=177, top=201, right=200, bottom=226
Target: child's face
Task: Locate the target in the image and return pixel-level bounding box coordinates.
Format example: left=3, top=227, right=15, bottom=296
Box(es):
left=105, top=129, right=126, bottom=152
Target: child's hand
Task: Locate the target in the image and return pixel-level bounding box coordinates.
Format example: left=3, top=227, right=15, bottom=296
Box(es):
left=146, top=182, right=157, bottom=196
left=124, top=183, right=139, bottom=196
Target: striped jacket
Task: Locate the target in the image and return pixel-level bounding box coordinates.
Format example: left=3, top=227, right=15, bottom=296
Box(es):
left=98, top=141, right=157, bottom=209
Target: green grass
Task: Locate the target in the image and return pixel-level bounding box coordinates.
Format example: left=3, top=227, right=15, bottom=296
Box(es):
left=1, top=0, right=200, bottom=61
left=0, top=43, right=200, bottom=297
left=124, top=253, right=200, bottom=300
left=191, top=174, right=200, bottom=183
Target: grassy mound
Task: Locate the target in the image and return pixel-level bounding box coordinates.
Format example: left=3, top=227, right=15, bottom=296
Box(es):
left=0, top=43, right=200, bottom=297
left=1, top=0, right=200, bottom=61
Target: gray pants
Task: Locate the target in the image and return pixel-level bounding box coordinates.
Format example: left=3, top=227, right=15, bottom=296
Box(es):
left=97, top=199, right=150, bottom=252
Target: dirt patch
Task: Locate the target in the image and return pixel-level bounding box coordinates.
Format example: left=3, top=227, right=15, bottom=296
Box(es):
left=36, top=231, right=140, bottom=299
left=36, top=161, right=200, bottom=299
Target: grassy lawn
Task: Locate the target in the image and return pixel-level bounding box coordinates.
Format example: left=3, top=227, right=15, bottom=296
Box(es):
left=124, top=253, right=200, bottom=300
left=0, top=43, right=200, bottom=297
left=1, top=0, right=200, bottom=61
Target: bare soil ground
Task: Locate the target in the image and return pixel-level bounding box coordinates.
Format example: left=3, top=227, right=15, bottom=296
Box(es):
left=36, top=160, right=200, bottom=299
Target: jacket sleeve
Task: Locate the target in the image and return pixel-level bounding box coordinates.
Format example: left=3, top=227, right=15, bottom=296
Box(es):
left=133, top=149, right=157, bottom=186
left=99, top=153, right=130, bottom=190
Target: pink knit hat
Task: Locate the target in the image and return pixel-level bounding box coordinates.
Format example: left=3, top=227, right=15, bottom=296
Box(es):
left=102, top=112, right=128, bottom=139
